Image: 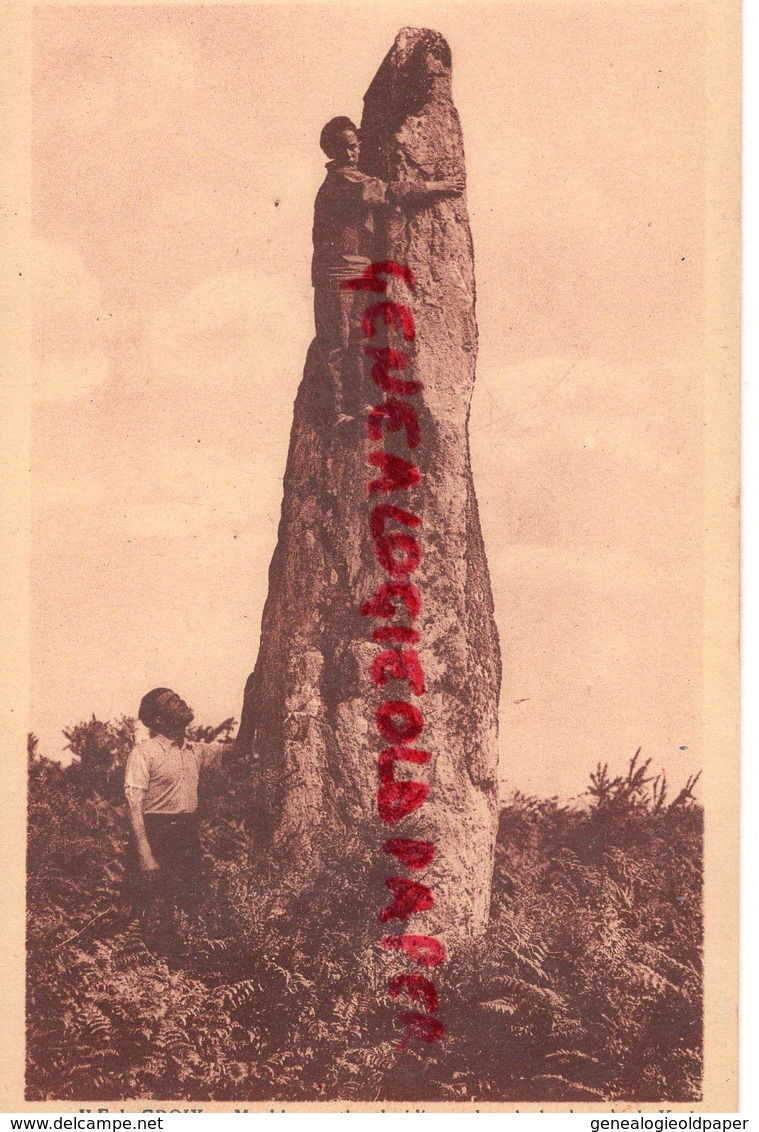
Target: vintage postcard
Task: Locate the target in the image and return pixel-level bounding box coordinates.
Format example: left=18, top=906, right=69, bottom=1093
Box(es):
left=0, top=0, right=740, bottom=1112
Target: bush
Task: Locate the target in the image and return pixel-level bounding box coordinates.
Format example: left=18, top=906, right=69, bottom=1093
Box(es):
left=26, top=722, right=702, bottom=1102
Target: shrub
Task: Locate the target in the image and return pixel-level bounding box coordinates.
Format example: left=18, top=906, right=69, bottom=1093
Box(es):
left=26, top=722, right=702, bottom=1102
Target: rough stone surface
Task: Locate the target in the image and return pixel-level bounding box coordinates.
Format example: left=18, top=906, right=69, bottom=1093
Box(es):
left=238, top=28, right=501, bottom=940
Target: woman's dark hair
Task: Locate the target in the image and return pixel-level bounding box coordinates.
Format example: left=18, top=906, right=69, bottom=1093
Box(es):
left=138, top=687, right=172, bottom=728
left=319, top=116, right=359, bottom=159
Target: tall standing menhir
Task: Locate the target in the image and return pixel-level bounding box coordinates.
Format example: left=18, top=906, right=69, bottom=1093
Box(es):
left=238, top=28, right=501, bottom=940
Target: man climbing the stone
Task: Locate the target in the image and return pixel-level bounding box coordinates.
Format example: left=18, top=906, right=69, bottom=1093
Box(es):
left=122, top=687, right=236, bottom=959
left=312, top=115, right=465, bottom=426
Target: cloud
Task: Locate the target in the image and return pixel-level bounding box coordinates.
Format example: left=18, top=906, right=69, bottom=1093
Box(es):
left=32, top=262, right=314, bottom=544
left=30, top=230, right=314, bottom=409
left=31, top=239, right=113, bottom=403
left=32, top=239, right=102, bottom=341
left=470, top=355, right=702, bottom=473
left=38, top=31, right=197, bottom=140
left=125, top=31, right=197, bottom=99
left=34, top=348, right=111, bottom=404
left=135, top=267, right=311, bottom=402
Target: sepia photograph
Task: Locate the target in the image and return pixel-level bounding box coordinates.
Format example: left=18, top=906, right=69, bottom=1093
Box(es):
left=0, top=0, right=739, bottom=1111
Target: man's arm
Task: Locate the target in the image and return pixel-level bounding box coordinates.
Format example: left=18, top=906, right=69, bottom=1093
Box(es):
left=389, top=173, right=465, bottom=204
left=420, top=174, right=466, bottom=198
left=199, top=733, right=242, bottom=772
left=385, top=145, right=466, bottom=206
left=125, top=786, right=159, bottom=875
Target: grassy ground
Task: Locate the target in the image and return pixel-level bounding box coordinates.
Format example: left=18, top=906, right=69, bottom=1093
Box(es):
left=26, top=720, right=702, bottom=1103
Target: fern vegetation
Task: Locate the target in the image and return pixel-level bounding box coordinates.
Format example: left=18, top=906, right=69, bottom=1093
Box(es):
left=26, top=726, right=702, bottom=1102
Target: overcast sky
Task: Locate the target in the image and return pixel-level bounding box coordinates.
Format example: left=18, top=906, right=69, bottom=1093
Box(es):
left=30, top=1, right=707, bottom=799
